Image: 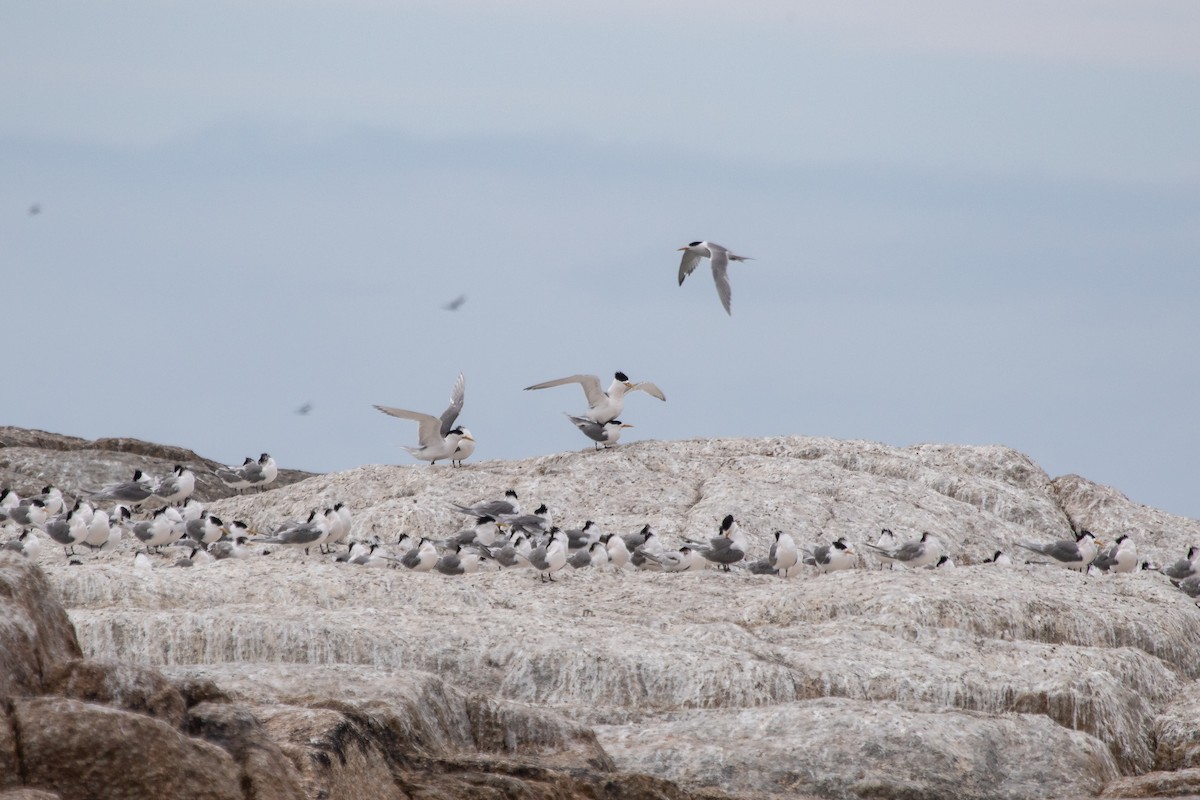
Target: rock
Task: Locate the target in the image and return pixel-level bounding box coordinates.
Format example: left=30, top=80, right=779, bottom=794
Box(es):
left=1101, top=767, right=1200, bottom=798
left=12, top=697, right=242, bottom=800
left=1152, top=684, right=1200, bottom=771
left=171, top=674, right=231, bottom=709
left=25, top=433, right=1200, bottom=798
left=45, top=659, right=186, bottom=728
left=0, top=553, right=81, bottom=699
left=254, top=704, right=406, bottom=800
left=0, top=789, right=63, bottom=800
left=185, top=702, right=307, bottom=800
left=0, top=709, right=19, bottom=791
left=600, top=698, right=1119, bottom=800
left=0, top=427, right=314, bottom=504
left=165, top=664, right=614, bottom=771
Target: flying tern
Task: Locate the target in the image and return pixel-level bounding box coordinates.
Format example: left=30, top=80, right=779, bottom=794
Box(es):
left=677, top=240, right=752, bottom=315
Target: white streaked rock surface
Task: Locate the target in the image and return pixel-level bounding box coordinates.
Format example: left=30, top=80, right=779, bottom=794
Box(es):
left=31, top=435, right=1200, bottom=798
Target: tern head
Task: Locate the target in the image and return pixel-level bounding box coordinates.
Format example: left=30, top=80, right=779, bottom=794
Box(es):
left=720, top=514, right=735, bottom=534
left=534, top=503, right=548, bottom=515
left=678, top=241, right=704, bottom=251
left=1076, top=530, right=1095, bottom=542
left=505, top=489, right=518, bottom=499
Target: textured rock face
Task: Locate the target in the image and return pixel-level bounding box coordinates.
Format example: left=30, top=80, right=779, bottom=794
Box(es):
left=12, top=432, right=1200, bottom=799
left=12, top=697, right=244, bottom=800
left=0, top=426, right=313, bottom=503
left=0, top=552, right=81, bottom=698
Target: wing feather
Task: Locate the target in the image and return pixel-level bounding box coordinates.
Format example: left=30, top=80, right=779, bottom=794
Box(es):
left=678, top=250, right=703, bottom=285
left=524, top=374, right=605, bottom=406
left=710, top=249, right=732, bottom=315
left=440, top=373, right=465, bottom=436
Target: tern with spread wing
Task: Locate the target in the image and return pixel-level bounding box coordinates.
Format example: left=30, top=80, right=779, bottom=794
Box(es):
left=373, top=372, right=474, bottom=466
left=677, top=241, right=752, bottom=315
left=524, top=371, right=665, bottom=424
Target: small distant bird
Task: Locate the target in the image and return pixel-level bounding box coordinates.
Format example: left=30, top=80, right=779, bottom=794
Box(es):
left=442, top=294, right=467, bottom=311
left=864, top=532, right=942, bottom=570
left=677, top=240, right=752, bottom=315
left=525, top=371, right=665, bottom=424
left=296, top=402, right=313, bottom=416
left=1018, top=531, right=1100, bottom=573
left=28, top=203, right=41, bottom=216
left=984, top=550, right=1013, bottom=566
left=566, top=414, right=633, bottom=449
left=373, top=372, right=474, bottom=466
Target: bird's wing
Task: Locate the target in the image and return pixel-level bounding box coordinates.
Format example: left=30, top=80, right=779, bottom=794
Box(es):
left=888, top=541, right=920, bottom=561
left=373, top=405, right=442, bottom=446
left=1040, top=540, right=1083, bottom=563
left=565, top=413, right=603, bottom=440
left=440, top=373, right=466, bottom=436
left=630, top=381, right=666, bottom=401
left=710, top=248, right=732, bottom=315
left=678, top=250, right=704, bottom=285
left=524, top=374, right=605, bottom=407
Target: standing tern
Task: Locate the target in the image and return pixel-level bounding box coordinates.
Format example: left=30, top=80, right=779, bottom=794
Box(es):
left=677, top=241, right=752, bottom=315
left=373, top=373, right=474, bottom=466
left=1018, top=531, right=1100, bottom=573
left=566, top=414, right=632, bottom=449
left=524, top=371, right=665, bottom=424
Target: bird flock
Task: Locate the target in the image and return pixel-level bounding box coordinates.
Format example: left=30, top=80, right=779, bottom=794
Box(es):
left=370, top=240, right=741, bottom=464
left=6, top=473, right=1197, bottom=605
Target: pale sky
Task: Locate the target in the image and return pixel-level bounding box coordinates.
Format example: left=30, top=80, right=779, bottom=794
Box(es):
left=3, top=1, right=1198, bottom=519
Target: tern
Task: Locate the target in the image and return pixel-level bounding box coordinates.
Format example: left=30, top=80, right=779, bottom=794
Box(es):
left=451, top=490, right=520, bottom=519
left=373, top=372, right=474, bottom=466
left=566, top=414, right=633, bottom=449
left=1161, top=546, right=1198, bottom=581
left=243, top=453, right=278, bottom=493
left=864, top=532, right=941, bottom=570
left=154, top=465, right=196, bottom=506
left=684, top=515, right=746, bottom=571
left=524, top=371, right=665, bottom=424
left=1092, top=534, right=1138, bottom=574
left=1018, top=531, right=1100, bottom=573
left=254, top=510, right=329, bottom=555
left=677, top=240, right=752, bottom=315
left=523, top=529, right=568, bottom=581
left=802, top=538, right=857, bottom=574
left=768, top=530, right=801, bottom=577
left=87, top=471, right=155, bottom=507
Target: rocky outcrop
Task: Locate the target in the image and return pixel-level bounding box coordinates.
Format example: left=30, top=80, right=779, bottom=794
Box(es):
left=7, top=430, right=1200, bottom=799
left=0, top=549, right=723, bottom=800
left=0, top=426, right=312, bottom=503
left=0, top=554, right=81, bottom=699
